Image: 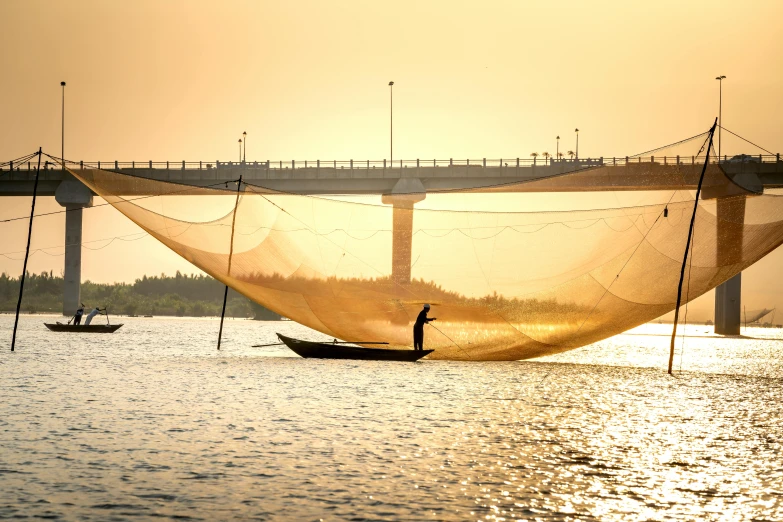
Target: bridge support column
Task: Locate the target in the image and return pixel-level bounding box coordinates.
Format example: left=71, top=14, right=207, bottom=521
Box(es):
left=715, top=274, right=741, bottom=335
left=714, top=196, right=746, bottom=335
left=55, top=179, right=93, bottom=317
left=382, top=179, right=426, bottom=285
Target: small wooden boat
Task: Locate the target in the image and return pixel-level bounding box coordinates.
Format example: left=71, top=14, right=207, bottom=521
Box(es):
left=276, top=333, right=432, bottom=362
left=44, top=322, right=123, bottom=333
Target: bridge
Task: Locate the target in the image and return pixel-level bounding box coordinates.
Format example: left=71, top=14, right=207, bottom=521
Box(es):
left=3, top=153, right=782, bottom=335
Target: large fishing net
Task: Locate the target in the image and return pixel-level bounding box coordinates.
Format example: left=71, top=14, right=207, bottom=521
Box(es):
left=66, top=131, right=783, bottom=360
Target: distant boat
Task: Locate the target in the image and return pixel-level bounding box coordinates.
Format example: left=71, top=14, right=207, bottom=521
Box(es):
left=44, top=322, right=123, bottom=333
left=276, top=333, right=432, bottom=362
left=143, top=315, right=153, bottom=318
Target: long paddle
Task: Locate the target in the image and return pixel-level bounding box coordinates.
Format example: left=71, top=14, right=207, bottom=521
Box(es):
left=252, top=340, right=389, bottom=348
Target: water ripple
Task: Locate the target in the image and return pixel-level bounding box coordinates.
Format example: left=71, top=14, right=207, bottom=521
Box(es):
left=1, top=316, right=783, bottom=520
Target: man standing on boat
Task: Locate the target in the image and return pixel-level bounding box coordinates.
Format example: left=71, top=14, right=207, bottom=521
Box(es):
left=72, top=304, right=85, bottom=326
left=413, top=304, right=436, bottom=351
left=83, top=306, right=105, bottom=326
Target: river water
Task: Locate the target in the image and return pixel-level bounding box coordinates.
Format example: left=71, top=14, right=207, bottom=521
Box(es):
left=1, top=315, right=782, bottom=520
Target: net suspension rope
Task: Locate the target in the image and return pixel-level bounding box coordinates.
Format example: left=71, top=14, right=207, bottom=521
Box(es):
left=719, top=126, right=776, bottom=156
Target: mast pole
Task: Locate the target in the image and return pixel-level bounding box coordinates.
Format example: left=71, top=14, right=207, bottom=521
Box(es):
left=217, top=176, right=243, bottom=350
left=11, top=149, right=42, bottom=352
left=669, top=119, right=717, bottom=374
left=61, top=82, right=65, bottom=169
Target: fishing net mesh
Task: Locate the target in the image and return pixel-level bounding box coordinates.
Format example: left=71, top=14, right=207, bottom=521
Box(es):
left=67, top=132, right=783, bottom=360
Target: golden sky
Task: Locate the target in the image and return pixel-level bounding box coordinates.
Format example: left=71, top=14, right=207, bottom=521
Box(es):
left=2, top=0, right=781, bottom=161
left=1, top=0, right=782, bottom=314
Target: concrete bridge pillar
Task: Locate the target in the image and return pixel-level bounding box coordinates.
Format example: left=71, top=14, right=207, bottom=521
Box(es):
left=715, top=274, right=741, bottom=335
left=714, top=196, right=746, bottom=335
left=382, top=178, right=426, bottom=285
left=55, top=178, right=93, bottom=316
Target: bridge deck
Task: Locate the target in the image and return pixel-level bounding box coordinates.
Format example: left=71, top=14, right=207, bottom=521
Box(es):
left=2, top=156, right=781, bottom=196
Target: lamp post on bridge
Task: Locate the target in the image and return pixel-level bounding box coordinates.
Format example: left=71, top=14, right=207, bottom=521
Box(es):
left=243, top=131, right=247, bottom=163
left=238, top=138, right=242, bottom=162
left=556, top=136, right=560, bottom=162
left=55, top=80, right=92, bottom=318
left=60, top=81, right=66, bottom=169
left=389, top=81, right=394, bottom=163
left=575, top=128, right=579, bottom=160
left=716, top=75, right=726, bottom=159
left=713, top=74, right=741, bottom=336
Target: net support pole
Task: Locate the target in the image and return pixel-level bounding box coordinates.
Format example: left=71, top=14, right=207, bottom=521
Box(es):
left=669, top=119, right=717, bottom=374
left=217, top=176, right=243, bottom=351
left=11, top=148, right=42, bottom=352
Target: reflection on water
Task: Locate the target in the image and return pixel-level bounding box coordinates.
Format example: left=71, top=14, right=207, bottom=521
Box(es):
left=1, top=317, right=782, bottom=520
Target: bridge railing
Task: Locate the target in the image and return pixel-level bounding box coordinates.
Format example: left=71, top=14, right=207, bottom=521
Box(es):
left=2, top=154, right=781, bottom=173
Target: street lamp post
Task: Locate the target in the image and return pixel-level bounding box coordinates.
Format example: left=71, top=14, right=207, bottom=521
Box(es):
left=60, top=81, right=66, bottom=169
left=389, top=81, right=394, bottom=163
left=575, top=128, right=579, bottom=160
left=242, top=131, right=247, bottom=163
left=716, top=75, right=726, bottom=159
left=238, top=138, right=242, bottom=162
left=556, top=136, right=560, bottom=161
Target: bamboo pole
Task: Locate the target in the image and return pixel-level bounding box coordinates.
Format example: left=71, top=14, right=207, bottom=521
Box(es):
left=11, top=149, right=42, bottom=352
left=217, top=177, right=242, bottom=350
left=669, top=120, right=717, bottom=374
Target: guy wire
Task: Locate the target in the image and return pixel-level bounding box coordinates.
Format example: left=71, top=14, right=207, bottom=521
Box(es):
left=0, top=151, right=41, bottom=170
left=719, top=126, right=776, bottom=156
left=426, top=321, right=473, bottom=360
left=630, top=131, right=710, bottom=158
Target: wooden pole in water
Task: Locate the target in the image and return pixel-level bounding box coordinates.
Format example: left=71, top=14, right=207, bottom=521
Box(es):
left=669, top=119, right=717, bottom=374
left=11, top=149, right=42, bottom=352
left=217, top=176, right=242, bottom=350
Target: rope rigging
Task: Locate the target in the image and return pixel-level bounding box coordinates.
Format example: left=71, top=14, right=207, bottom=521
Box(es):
left=3, top=123, right=777, bottom=360
left=719, top=125, right=776, bottom=156
left=0, top=151, right=41, bottom=170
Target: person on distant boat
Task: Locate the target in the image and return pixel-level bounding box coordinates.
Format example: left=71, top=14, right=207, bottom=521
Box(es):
left=72, top=304, right=85, bottom=326
left=83, top=306, right=105, bottom=326
left=413, top=304, right=436, bottom=351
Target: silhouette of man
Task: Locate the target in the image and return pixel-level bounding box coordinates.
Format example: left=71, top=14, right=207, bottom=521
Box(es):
left=73, top=304, right=85, bottom=326
left=84, top=306, right=104, bottom=326
left=413, top=304, right=436, bottom=351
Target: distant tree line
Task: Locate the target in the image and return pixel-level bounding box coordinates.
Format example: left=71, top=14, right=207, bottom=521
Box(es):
left=0, top=271, right=280, bottom=319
